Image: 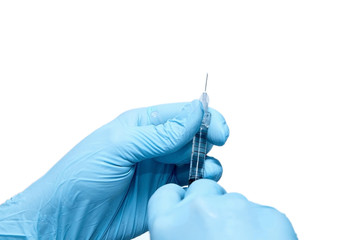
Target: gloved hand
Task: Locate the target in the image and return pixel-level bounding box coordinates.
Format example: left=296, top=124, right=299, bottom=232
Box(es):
left=0, top=100, right=229, bottom=240
left=148, top=179, right=298, bottom=240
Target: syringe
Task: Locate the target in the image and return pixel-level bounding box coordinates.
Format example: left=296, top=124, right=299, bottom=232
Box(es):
left=188, top=74, right=211, bottom=185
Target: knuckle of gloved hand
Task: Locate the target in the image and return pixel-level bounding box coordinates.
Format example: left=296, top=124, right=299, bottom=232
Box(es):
left=222, top=192, right=250, bottom=210
left=257, top=205, right=292, bottom=227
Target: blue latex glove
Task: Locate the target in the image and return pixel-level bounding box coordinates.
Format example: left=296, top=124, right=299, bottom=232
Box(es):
left=148, top=179, right=298, bottom=240
left=0, top=100, right=229, bottom=240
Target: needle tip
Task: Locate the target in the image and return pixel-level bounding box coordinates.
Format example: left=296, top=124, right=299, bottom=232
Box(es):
left=205, top=73, right=208, bottom=92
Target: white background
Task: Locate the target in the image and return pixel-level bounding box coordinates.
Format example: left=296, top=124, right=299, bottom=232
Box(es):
left=1, top=1, right=359, bottom=239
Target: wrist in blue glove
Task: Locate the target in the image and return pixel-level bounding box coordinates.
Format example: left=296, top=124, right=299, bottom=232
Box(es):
left=148, top=179, right=298, bottom=240
left=0, top=100, right=229, bottom=240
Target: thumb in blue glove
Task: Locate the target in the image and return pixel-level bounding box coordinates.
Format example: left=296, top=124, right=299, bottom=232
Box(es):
left=0, top=100, right=229, bottom=240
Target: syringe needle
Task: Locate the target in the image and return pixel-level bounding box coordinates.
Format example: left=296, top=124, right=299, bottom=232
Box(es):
left=205, top=73, right=208, bottom=92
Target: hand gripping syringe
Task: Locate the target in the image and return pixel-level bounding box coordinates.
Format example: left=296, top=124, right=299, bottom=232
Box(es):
left=188, top=74, right=211, bottom=185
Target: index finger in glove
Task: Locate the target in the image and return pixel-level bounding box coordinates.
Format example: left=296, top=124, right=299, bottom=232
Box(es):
left=119, top=101, right=230, bottom=147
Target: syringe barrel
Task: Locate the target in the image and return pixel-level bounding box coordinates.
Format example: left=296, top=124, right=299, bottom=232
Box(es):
left=188, top=113, right=211, bottom=185
left=188, top=89, right=211, bottom=185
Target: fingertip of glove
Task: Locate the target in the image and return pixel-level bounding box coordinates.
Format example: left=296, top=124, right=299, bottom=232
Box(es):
left=208, top=108, right=230, bottom=146
left=150, top=183, right=185, bottom=202
left=186, top=179, right=227, bottom=197
left=220, top=122, right=230, bottom=146
left=204, top=156, right=223, bottom=182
